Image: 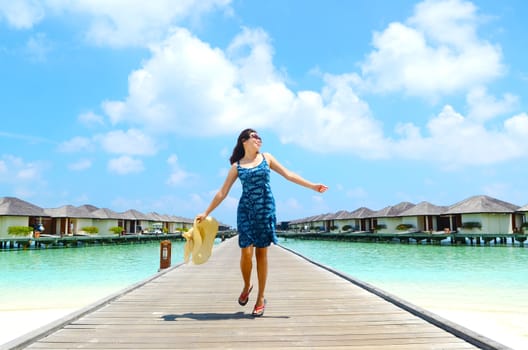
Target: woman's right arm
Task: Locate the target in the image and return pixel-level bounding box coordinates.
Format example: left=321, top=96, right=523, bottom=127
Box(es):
left=196, top=163, right=238, bottom=221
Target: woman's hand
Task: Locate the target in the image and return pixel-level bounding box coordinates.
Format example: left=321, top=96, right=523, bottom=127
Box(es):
left=314, top=184, right=328, bottom=193
left=195, top=213, right=207, bottom=222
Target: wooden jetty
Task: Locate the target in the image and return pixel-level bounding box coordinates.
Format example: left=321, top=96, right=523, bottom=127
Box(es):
left=3, top=238, right=509, bottom=350
left=278, top=231, right=527, bottom=246
left=0, top=231, right=237, bottom=250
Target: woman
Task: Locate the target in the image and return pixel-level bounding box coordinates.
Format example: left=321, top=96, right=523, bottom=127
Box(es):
left=196, top=128, right=328, bottom=317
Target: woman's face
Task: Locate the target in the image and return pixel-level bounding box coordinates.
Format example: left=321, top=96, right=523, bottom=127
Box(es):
left=244, top=131, right=262, bottom=149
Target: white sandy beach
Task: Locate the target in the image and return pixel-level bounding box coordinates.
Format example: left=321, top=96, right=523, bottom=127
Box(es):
left=380, top=284, right=528, bottom=350
left=0, top=309, right=76, bottom=345
left=0, top=286, right=121, bottom=346
left=429, top=307, right=527, bottom=349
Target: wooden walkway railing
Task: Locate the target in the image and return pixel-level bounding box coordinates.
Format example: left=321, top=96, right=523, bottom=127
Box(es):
left=4, top=237, right=509, bottom=349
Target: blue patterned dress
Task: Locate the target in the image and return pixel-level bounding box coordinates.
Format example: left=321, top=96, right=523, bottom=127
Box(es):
left=237, top=154, right=277, bottom=248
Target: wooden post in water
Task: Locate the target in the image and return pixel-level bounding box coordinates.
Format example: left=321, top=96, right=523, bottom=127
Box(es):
left=159, top=240, right=172, bottom=270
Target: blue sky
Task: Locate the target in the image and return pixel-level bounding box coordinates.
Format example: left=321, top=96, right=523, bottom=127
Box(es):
left=1, top=0, right=528, bottom=227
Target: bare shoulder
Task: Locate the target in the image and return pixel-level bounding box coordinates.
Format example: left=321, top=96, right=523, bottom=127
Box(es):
left=264, top=152, right=284, bottom=171
left=227, top=162, right=238, bottom=175
left=263, top=152, right=275, bottom=161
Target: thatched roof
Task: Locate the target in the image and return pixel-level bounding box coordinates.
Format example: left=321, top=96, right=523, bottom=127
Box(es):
left=517, top=204, right=528, bottom=212
left=0, top=196, right=199, bottom=224
left=398, top=201, right=448, bottom=216
left=171, top=215, right=193, bottom=224
left=348, top=207, right=375, bottom=219
left=91, top=208, right=124, bottom=219
left=368, top=202, right=415, bottom=218
left=148, top=212, right=167, bottom=222
left=444, top=195, right=519, bottom=214
left=121, top=209, right=151, bottom=220
left=332, top=207, right=375, bottom=219
left=0, top=197, right=46, bottom=216
left=44, top=205, right=96, bottom=218
left=287, top=214, right=319, bottom=224
left=333, top=210, right=351, bottom=220
left=78, top=204, right=99, bottom=212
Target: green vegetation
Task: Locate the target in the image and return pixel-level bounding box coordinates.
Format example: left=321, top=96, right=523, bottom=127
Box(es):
left=8, top=226, right=34, bottom=237
left=109, top=226, right=124, bottom=235
left=396, top=223, right=414, bottom=231
left=81, top=226, right=99, bottom=234
left=342, top=225, right=353, bottom=232
left=375, top=224, right=387, bottom=230
left=461, top=221, right=482, bottom=229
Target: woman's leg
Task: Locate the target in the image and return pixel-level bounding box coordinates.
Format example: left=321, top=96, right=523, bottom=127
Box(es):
left=254, top=247, right=268, bottom=307
left=240, top=246, right=254, bottom=292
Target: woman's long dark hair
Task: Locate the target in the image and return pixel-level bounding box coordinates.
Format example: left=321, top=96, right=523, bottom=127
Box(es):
left=229, top=128, right=256, bottom=164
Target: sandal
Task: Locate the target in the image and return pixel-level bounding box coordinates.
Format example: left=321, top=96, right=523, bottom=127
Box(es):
left=252, top=299, right=266, bottom=317
left=238, top=285, right=253, bottom=306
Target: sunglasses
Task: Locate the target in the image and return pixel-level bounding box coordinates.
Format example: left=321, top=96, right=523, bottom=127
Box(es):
left=249, top=133, right=262, bottom=141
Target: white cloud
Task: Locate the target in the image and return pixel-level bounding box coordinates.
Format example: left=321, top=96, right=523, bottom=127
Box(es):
left=466, top=87, right=518, bottom=122
left=97, top=129, right=157, bottom=155
left=25, top=32, right=52, bottom=61
left=391, top=106, right=528, bottom=167
left=0, top=0, right=232, bottom=47
left=166, top=154, right=192, bottom=186
left=58, top=129, right=157, bottom=161
left=68, top=159, right=92, bottom=171
left=107, top=156, right=143, bottom=175
left=360, top=0, right=504, bottom=99
left=17, top=166, right=38, bottom=180
left=101, top=27, right=385, bottom=157
left=57, top=136, right=93, bottom=153
left=78, top=111, right=105, bottom=127
left=278, top=73, right=386, bottom=157
left=0, top=155, right=47, bottom=198
left=43, top=0, right=525, bottom=169
left=75, top=0, right=232, bottom=47
left=0, top=155, right=44, bottom=182
left=103, top=27, right=266, bottom=134
left=0, top=0, right=45, bottom=29
left=504, top=113, right=528, bottom=136
left=409, top=0, right=478, bottom=47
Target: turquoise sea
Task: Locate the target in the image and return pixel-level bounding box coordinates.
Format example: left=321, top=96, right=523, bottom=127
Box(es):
left=1, top=238, right=527, bottom=349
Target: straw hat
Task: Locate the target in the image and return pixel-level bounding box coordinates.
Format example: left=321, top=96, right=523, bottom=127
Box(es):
left=182, top=216, right=219, bottom=265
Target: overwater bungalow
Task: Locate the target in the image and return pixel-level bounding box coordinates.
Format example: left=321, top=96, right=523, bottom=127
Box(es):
left=44, top=205, right=97, bottom=237
left=120, top=209, right=152, bottom=234
left=287, top=214, right=320, bottom=232
left=397, top=201, right=449, bottom=233
left=443, top=195, right=520, bottom=234
left=516, top=204, right=528, bottom=233
left=332, top=207, right=375, bottom=232
left=0, top=197, right=48, bottom=238
left=169, top=215, right=194, bottom=232
left=366, top=202, right=415, bottom=233
left=91, top=207, right=125, bottom=235
left=0, top=197, right=199, bottom=239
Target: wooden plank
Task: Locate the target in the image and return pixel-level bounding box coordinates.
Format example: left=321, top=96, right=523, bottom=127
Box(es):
left=10, top=238, right=506, bottom=350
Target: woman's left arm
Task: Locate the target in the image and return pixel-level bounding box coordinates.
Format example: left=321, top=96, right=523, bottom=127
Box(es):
left=266, top=152, right=328, bottom=193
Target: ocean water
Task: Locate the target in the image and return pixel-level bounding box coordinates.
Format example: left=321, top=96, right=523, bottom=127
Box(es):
left=1, top=238, right=527, bottom=348
left=278, top=238, right=528, bottom=293
left=0, top=241, right=187, bottom=311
